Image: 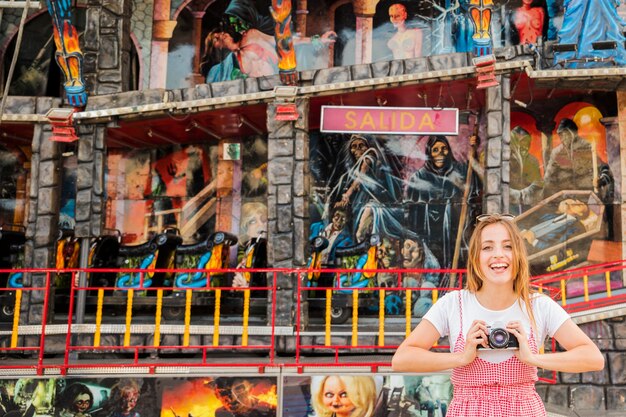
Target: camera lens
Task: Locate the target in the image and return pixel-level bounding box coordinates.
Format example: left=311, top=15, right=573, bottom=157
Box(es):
left=489, top=328, right=510, bottom=349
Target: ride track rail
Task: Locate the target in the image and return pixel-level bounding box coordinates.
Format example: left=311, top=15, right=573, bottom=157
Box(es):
left=0, top=263, right=623, bottom=379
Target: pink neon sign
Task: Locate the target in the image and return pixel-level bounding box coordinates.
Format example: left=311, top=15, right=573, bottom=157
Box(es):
left=320, top=106, right=458, bottom=135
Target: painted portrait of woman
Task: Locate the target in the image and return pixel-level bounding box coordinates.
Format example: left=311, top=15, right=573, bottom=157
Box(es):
left=311, top=376, right=378, bottom=417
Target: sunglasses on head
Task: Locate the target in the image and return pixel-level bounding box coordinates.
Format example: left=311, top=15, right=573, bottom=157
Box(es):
left=476, top=213, right=516, bottom=222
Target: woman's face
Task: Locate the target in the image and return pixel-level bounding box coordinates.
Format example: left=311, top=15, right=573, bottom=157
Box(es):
left=73, top=393, right=91, bottom=413
left=211, top=32, right=236, bottom=51
left=389, top=4, right=407, bottom=27
left=479, top=223, right=514, bottom=287
left=322, top=376, right=356, bottom=417
left=430, top=141, right=449, bottom=168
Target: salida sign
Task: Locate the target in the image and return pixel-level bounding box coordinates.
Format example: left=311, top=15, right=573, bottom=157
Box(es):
left=320, top=105, right=458, bottom=135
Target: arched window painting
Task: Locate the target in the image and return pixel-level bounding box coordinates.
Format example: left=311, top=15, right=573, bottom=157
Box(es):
left=165, top=0, right=626, bottom=88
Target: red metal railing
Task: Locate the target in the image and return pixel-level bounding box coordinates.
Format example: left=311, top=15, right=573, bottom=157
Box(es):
left=0, top=263, right=623, bottom=379
left=292, top=267, right=465, bottom=370
left=532, top=260, right=626, bottom=314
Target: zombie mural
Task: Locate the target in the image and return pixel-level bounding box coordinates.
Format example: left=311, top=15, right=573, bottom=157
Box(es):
left=4, top=377, right=167, bottom=417
left=309, top=117, right=483, bottom=313
left=159, top=377, right=277, bottom=417
left=0, top=376, right=455, bottom=417
left=508, top=99, right=620, bottom=289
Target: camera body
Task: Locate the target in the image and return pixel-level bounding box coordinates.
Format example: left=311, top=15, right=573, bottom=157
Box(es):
left=478, top=322, right=519, bottom=349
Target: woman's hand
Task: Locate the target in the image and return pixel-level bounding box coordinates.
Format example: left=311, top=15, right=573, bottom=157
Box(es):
left=334, top=193, right=350, bottom=208
left=507, top=321, right=538, bottom=366
left=461, top=320, right=488, bottom=365
left=321, top=31, right=338, bottom=44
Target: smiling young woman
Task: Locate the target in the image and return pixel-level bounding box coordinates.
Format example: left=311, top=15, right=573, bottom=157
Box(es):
left=392, top=213, right=605, bottom=417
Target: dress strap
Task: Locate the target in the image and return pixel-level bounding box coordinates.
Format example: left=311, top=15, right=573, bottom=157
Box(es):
left=457, top=290, right=463, bottom=328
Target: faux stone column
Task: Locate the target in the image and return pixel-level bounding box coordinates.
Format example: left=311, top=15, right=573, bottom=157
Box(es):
left=295, top=0, right=308, bottom=36
left=81, top=0, right=134, bottom=95
left=353, top=0, right=379, bottom=64
left=190, top=11, right=206, bottom=86
left=483, top=75, right=510, bottom=214
left=75, top=124, right=107, bottom=239
left=22, top=98, right=63, bottom=326
left=266, top=98, right=310, bottom=337
left=149, top=0, right=176, bottom=89
left=600, top=116, right=622, bottom=243
left=617, top=92, right=626, bottom=284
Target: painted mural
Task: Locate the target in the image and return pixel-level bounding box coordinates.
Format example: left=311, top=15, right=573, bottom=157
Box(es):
left=0, top=146, right=28, bottom=228
left=103, top=136, right=268, bottom=278
left=283, top=374, right=452, bottom=417
left=159, top=377, right=277, bottom=417
left=308, top=110, right=483, bottom=315
left=0, top=375, right=455, bottom=417
left=163, top=0, right=626, bottom=88
left=3, top=1, right=626, bottom=96
left=308, top=93, right=623, bottom=316
left=0, top=377, right=159, bottom=417
left=508, top=99, right=623, bottom=298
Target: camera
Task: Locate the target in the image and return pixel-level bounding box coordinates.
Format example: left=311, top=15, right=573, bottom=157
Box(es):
left=479, top=322, right=519, bottom=349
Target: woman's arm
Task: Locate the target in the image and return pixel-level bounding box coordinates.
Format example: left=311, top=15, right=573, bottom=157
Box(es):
left=392, top=319, right=488, bottom=373
left=335, top=155, right=373, bottom=208
left=413, top=28, right=423, bottom=57
left=509, top=318, right=605, bottom=372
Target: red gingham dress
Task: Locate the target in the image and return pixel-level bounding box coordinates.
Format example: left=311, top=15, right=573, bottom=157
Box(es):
left=446, top=292, right=546, bottom=417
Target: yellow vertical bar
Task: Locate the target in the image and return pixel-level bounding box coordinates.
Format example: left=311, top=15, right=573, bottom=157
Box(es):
left=94, top=289, right=104, bottom=347
left=183, top=289, right=192, bottom=347
left=605, top=271, right=612, bottom=297
left=560, top=280, right=567, bottom=306
left=432, top=288, right=439, bottom=347
left=154, top=289, right=162, bottom=348
left=583, top=275, right=589, bottom=302
left=123, top=290, right=133, bottom=347
left=405, top=289, right=412, bottom=338
left=242, top=289, right=250, bottom=346
left=351, top=290, right=358, bottom=347
left=10, top=290, right=22, bottom=348
left=538, top=285, right=543, bottom=294
left=378, top=289, right=385, bottom=346
left=325, top=289, right=331, bottom=347
left=213, top=289, right=221, bottom=346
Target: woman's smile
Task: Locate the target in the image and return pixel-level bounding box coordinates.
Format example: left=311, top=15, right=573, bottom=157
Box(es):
left=479, top=223, right=514, bottom=284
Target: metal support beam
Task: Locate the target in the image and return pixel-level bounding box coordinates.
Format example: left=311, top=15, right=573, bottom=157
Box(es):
left=0, top=1, right=41, bottom=7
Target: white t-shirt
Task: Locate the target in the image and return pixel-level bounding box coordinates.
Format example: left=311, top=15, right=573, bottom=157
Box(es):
left=423, top=289, right=570, bottom=363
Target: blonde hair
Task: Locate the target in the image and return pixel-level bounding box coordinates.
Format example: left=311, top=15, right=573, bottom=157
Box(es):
left=312, top=376, right=377, bottom=417
left=466, top=214, right=536, bottom=329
